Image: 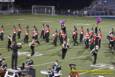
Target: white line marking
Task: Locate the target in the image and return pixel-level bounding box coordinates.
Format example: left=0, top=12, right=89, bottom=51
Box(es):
left=16, top=19, right=24, bottom=20
left=40, top=20, right=53, bottom=22
left=32, top=55, right=93, bottom=67
left=76, top=23, right=91, bottom=25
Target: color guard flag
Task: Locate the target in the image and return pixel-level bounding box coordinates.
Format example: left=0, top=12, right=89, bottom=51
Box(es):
left=59, top=19, right=65, bottom=25
left=96, top=16, right=102, bottom=25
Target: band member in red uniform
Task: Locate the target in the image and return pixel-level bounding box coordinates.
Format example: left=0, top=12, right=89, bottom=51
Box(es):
left=24, top=26, right=29, bottom=43
left=52, top=30, right=58, bottom=46
left=61, top=24, right=66, bottom=33
left=94, top=33, right=100, bottom=47
left=89, top=27, right=94, bottom=39
left=32, top=25, right=38, bottom=40
left=84, top=28, right=90, bottom=48
left=29, top=39, right=36, bottom=56
left=62, top=32, right=67, bottom=42
left=89, top=35, right=95, bottom=50
left=59, top=30, right=67, bottom=45
left=45, top=24, right=50, bottom=43
left=111, top=28, right=115, bottom=35
left=17, top=24, right=22, bottom=39
left=61, top=41, right=69, bottom=59
left=95, top=25, right=98, bottom=34
left=108, top=32, right=115, bottom=52
left=40, top=24, right=45, bottom=39
left=98, top=29, right=102, bottom=48
left=59, top=30, right=64, bottom=45
left=32, top=26, right=40, bottom=44
left=12, top=26, right=17, bottom=42
left=0, top=25, right=4, bottom=41
left=79, top=26, right=84, bottom=43
left=107, top=28, right=115, bottom=51
left=113, top=36, right=115, bottom=50
left=7, top=35, right=12, bottom=51
left=72, top=26, right=78, bottom=46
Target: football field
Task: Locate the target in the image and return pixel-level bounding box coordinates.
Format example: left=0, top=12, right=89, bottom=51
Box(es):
left=0, top=15, right=115, bottom=77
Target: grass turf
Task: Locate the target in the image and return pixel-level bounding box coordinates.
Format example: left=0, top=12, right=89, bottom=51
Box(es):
left=0, top=15, right=115, bottom=77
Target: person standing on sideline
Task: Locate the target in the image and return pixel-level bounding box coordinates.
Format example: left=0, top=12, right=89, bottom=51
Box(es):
left=10, top=41, right=21, bottom=69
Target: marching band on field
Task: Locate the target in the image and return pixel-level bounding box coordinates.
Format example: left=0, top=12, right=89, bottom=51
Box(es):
left=0, top=23, right=114, bottom=77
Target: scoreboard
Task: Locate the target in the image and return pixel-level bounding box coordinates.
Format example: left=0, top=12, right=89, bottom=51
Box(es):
left=0, top=0, right=15, bottom=2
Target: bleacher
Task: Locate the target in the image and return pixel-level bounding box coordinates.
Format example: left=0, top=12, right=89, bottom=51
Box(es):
left=88, top=0, right=115, bottom=15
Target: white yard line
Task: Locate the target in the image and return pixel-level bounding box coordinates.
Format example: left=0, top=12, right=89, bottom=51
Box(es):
left=40, top=20, right=53, bottom=22
left=76, top=23, right=91, bottom=25
left=16, top=19, right=24, bottom=20
left=32, top=55, right=92, bottom=67
left=80, top=67, right=104, bottom=75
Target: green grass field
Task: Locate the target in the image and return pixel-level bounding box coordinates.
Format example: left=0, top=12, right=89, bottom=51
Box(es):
left=0, top=15, right=115, bottom=77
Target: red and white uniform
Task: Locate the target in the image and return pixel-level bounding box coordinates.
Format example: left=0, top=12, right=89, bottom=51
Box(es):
left=45, top=27, right=50, bottom=33
left=0, top=28, right=4, bottom=33
left=73, top=31, right=78, bottom=36
left=18, top=28, right=21, bottom=32
left=32, top=30, right=37, bottom=37
left=110, top=34, right=115, bottom=41
left=80, top=28, right=84, bottom=35
left=25, top=30, right=29, bottom=35
left=98, top=32, right=102, bottom=40
left=85, top=32, right=90, bottom=39
left=89, top=31, right=94, bottom=37
left=13, top=28, right=17, bottom=34
left=72, top=31, right=78, bottom=38
left=89, top=37, right=95, bottom=45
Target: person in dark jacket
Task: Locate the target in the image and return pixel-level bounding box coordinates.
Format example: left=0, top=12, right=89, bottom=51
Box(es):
left=10, top=41, right=21, bottom=69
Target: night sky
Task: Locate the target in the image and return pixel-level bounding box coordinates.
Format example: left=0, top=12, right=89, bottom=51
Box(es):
left=15, top=0, right=94, bottom=10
